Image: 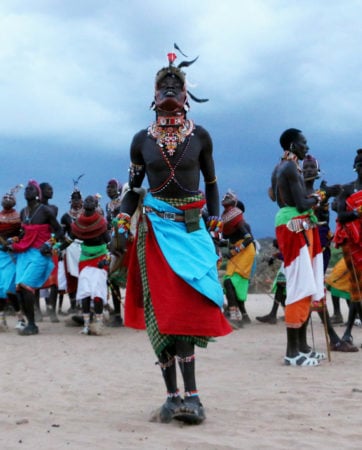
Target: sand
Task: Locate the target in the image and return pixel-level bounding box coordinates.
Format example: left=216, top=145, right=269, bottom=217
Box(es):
left=1, top=293, right=362, bottom=450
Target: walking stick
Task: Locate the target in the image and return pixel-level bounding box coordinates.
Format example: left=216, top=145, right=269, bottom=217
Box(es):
left=322, top=299, right=331, bottom=362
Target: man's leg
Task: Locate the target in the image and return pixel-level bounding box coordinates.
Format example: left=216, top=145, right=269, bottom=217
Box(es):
left=106, top=282, right=123, bottom=327
left=224, top=278, right=242, bottom=328
left=0, top=298, right=8, bottom=331
left=284, top=299, right=318, bottom=366
left=80, top=297, right=91, bottom=335
left=48, top=285, right=60, bottom=323
left=154, top=344, right=181, bottom=423
left=174, top=340, right=205, bottom=424
left=90, top=297, right=104, bottom=335
left=330, top=295, right=344, bottom=324
left=342, top=302, right=362, bottom=343
left=256, top=285, right=285, bottom=324
left=18, top=287, right=39, bottom=335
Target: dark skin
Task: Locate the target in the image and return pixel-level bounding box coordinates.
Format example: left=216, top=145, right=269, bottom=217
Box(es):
left=78, top=195, right=110, bottom=246
left=121, top=77, right=219, bottom=221
left=271, top=133, right=319, bottom=211
left=302, top=158, right=351, bottom=348
left=20, top=184, right=62, bottom=239
left=333, top=158, right=362, bottom=343
left=40, top=183, right=58, bottom=218
left=61, top=195, right=83, bottom=239
left=272, top=132, right=321, bottom=362
left=334, top=161, right=362, bottom=223
left=118, top=71, right=218, bottom=422
left=0, top=195, right=20, bottom=240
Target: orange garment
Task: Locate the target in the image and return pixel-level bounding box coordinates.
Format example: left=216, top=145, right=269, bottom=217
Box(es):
left=284, top=297, right=311, bottom=328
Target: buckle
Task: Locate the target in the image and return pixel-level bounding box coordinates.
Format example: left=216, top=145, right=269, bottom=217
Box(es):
left=163, top=212, right=176, bottom=220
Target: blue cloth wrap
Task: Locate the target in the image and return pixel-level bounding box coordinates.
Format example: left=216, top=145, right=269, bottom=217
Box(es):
left=15, top=248, right=54, bottom=289
left=0, top=247, right=17, bottom=297
left=143, top=193, right=224, bottom=308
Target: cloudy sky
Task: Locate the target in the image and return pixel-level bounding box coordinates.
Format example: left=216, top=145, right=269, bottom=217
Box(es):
left=1, top=0, right=362, bottom=237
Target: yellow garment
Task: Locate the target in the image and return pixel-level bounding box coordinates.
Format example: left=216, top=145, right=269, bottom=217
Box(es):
left=325, top=257, right=351, bottom=294
left=225, top=239, right=256, bottom=279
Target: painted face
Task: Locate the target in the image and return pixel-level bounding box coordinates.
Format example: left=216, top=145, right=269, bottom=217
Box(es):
left=291, top=133, right=309, bottom=160
left=154, top=73, right=186, bottom=113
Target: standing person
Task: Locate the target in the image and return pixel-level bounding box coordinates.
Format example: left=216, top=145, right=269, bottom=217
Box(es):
left=38, top=182, right=60, bottom=323
left=271, top=128, right=326, bottom=366
left=61, top=182, right=83, bottom=315
left=71, top=195, right=110, bottom=336
left=105, top=179, right=123, bottom=327
left=256, top=239, right=286, bottom=324
left=333, top=148, right=362, bottom=345
left=113, top=49, right=232, bottom=424
left=8, top=180, right=63, bottom=335
left=302, top=155, right=357, bottom=352
left=0, top=186, right=22, bottom=330
left=221, top=190, right=255, bottom=327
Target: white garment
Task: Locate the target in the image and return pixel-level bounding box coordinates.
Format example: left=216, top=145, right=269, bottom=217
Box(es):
left=65, top=239, right=82, bottom=277
left=76, top=266, right=108, bottom=304
left=57, top=259, right=67, bottom=291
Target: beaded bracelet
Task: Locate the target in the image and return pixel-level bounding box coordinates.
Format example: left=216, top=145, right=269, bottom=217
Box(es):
left=112, top=213, right=131, bottom=239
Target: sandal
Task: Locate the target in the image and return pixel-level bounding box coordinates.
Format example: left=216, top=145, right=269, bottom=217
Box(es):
left=299, top=350, right=326, bottom=360
left=173, top=397, right=206, bottom=425
left=284, top=353, right=319, bottom=366
left=331, top=341, right=359, bottom=352
left=150, top=397, right=182, bottom=424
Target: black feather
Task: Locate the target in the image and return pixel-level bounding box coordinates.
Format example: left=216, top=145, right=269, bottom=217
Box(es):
left=177, top=56, right=199, bottom=69
left=187, top=90, right=209, bottom=103
left=174, top=43, right=188, bottom=57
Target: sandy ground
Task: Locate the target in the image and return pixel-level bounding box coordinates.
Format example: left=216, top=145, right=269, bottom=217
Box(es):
left=1, top=293, right=362, bottom=450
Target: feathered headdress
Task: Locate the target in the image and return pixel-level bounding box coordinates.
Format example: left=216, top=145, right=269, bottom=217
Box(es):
left=70, top=174, right=84, bottom=200
left=152, top=43, right=208, bottom=110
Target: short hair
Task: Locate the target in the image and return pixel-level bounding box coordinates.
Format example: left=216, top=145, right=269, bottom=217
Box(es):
left=279, top=128, right=302, bottom=150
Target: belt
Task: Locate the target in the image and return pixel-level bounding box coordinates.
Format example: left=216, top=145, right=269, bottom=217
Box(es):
left=143, top=206, right=185, bottom=222
left=286, top=217, right=314, bottom=233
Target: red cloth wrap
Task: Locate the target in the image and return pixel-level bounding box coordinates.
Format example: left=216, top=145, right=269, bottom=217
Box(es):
left=71, top=213, right=107, bottom=240
left=124, top=218, right=232, bottom=336
left=42, top=255, right=59, bottom=287
left=12, top=224, right=51, bottom=252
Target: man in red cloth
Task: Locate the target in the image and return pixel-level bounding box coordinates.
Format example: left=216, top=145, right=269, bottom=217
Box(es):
left=334, top=149, right=362, bottom=345
left=113, top=49, right=232, bottom=424
left=9, top=180, right=63, bottom=335
left=272, top=129, right=326, bottom=366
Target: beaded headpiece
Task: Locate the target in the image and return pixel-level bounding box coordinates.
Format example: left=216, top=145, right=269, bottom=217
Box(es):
left=70, top=174, right=84, bottom=201
left=152, top=43, right=208, bottom=112
left=3, top=184, right=23, bottom=200
left=28, top=179, right=42, bottom=201
left=302, top=154, right=320, bottom=172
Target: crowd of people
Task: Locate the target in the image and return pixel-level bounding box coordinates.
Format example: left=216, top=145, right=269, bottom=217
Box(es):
left=1, top=46, right=362, bottom=426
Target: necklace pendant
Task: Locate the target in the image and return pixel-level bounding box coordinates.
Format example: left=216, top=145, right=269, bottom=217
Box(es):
left=166, top=145, right=177, bottom=156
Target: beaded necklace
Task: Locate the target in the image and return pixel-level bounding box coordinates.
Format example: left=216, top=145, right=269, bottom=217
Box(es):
left=281, top=150, right=302, bottom=172
left=24, top=204, right=42, bottom=225
left=148, top=118, right=194, bottom=156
